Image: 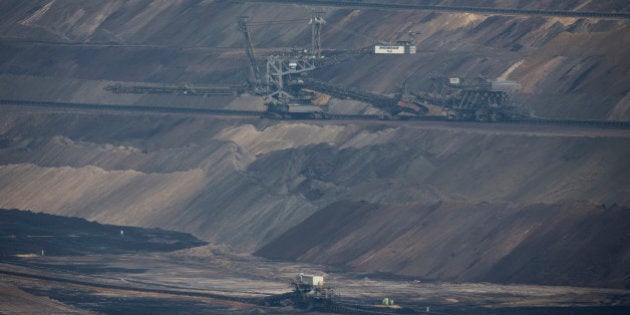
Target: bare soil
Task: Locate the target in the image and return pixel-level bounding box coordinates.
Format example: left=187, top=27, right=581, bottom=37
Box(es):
left=1, top=2, right=630, bottom=313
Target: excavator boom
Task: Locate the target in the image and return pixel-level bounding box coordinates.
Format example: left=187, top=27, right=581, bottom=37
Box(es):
left=238, top=17, right=262, bottom=91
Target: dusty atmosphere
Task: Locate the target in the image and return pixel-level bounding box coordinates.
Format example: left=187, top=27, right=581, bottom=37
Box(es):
left=1, top=0, right=629, bottom=314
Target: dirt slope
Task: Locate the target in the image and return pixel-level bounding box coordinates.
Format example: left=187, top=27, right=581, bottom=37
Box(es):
left=0, top=208, right=206, bottom=257
left=0, top=0, right=629, bottom=119
left=0, top=109, right=628, bottom=252
left=0, top=282, right=92, bottom=315
left=1, top=1, right=629, bottom=289
left=257, top=200, right=630, bottom=288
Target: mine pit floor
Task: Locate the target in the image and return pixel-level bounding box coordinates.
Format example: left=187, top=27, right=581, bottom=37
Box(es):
left=2, top=250, right=629, bottom=314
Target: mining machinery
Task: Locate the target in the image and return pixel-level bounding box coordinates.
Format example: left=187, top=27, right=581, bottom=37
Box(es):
left=236, top=12, right=529, bottom=121
left=290, top=274, right=337, bottom=310
left=309, top=12, right=326, bottom=59
left=264, top=55, right=325, bottom=118
left=238, top=16, right=264, bottom=93
left=238, top=13, right=329, bottom=119
left=413, top=77, right=529, bottom=121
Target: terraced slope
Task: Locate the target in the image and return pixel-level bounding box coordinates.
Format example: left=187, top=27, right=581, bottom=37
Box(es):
left=0, top=1, right=629, bottom=289
left=0, top=109, right=628, bottom=288
left=257, top=200, right=630, bottom=288
left=0, top=0, right=629, bottom=119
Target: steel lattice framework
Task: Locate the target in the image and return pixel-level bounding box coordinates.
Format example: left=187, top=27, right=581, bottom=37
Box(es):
left=266, top=56, right=315, bottom=101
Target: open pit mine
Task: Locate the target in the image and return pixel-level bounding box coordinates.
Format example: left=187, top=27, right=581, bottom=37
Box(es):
left=1, top=0, right=629, bottom=314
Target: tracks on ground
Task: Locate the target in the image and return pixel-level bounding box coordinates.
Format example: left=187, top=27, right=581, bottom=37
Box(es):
left=0, top=266, right=395, bottom=314
left=1, top=99, right=629, bottom=131
left=0, top=267, right=264, bottom=305
left=247, top=0, right=630, bottom=20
